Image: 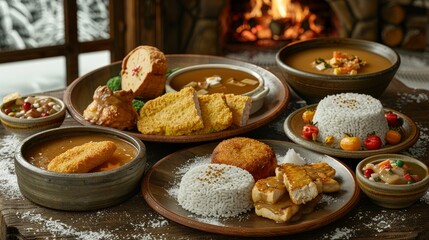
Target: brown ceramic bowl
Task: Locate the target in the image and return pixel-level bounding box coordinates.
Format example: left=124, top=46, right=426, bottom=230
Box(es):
left=356, top=154, right=429, bottom=209
left=275, top=38, right=401, bottom=103
left=14, top=126, right=147, bottom=211
left=0, top=95, right=66, bottom=137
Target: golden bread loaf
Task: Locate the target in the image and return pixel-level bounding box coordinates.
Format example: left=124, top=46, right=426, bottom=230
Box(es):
left=121, top=45, right=167, bottom=99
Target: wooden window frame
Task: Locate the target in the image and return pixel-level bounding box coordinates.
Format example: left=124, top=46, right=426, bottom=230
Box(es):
left=0, top=0, right=126, bottom=85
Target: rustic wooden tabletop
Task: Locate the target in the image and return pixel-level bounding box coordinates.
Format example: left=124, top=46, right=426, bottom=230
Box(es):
left=1, top=67, right=428, bottom=239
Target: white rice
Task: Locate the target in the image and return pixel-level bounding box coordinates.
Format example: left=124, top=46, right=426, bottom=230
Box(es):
left=279, top=148, right=306, bottom=165
left=177, top=163, right=255, bottom=218
left=312, top=93, right=389, bottom=149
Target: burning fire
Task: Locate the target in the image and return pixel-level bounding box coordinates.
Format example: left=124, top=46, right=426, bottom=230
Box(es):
left=233, top=0, right=325, bottom=42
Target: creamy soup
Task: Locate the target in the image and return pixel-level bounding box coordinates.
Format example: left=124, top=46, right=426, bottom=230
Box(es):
left=284, top=47, right=392, bottom=75
left=25, top=135, right=137, bottom=172
left=169, top=68, right=260, bottom=95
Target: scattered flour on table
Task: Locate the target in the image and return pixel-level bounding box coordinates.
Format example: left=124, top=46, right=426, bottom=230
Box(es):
left=0, top=134, right=23, bottom=199
left=320, top=207, right=424, bottom=240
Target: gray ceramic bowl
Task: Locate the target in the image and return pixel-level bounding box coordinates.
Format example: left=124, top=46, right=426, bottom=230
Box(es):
left=276, top=38, right=400, bottom=103
left=356, top=154, right=429, bottom=209
left=0, top=95, right=66, bottom=137
left=166, top=64, right=269, bottom=114
left=15, top=126, right=147, bottom=211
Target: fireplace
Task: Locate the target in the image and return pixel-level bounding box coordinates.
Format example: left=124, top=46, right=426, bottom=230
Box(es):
left=160, top=0, right=428, bottom=63
left=225, top=0, right=335, bottom=47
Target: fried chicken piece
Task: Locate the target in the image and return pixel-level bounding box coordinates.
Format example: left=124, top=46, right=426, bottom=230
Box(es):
left=47, top=141, right=117, bottom=173
left=137, top=87, right=203, bottom=135
left=83, top=85, right=138, bottom=130
left=191, top=93, right=233, bottom=134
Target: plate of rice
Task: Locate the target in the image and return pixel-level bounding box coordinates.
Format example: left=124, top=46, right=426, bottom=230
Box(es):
left=141, top=140, right=360, bottom=237
left=284, top=104, right=419, bottom=159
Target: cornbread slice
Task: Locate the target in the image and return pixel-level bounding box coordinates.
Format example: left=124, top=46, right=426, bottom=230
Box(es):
left=277, top=163, right=319, bottom=205
left=47, top=141, right=117, bottom=173
left=224, top=94, right=252, bottom=127
left=192, top=93, right=233, bottom=134
left=252, top=176, right=286, bottom=204
left=137, top=87, right=203, bottom=135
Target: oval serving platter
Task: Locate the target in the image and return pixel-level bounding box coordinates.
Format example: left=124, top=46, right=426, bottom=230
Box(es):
left=284, top=104, right=420, bottom=159
left=141, top=140, right=360, bottom=237
left=64, top=55, right=290, bottom=143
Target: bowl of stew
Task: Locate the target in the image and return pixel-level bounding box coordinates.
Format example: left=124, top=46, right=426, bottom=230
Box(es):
left=0, top=95, right=66, bottom=137
left=356, top=154, right=429, bottom=209
left=166, top=64, right=269, bottom=114
left=15, top=126, right=147, bottom=211
left=275, top=38, right=400, bottom=103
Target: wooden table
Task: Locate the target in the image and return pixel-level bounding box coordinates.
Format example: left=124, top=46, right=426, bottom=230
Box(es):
left=1, top=65, right=429, bottom=239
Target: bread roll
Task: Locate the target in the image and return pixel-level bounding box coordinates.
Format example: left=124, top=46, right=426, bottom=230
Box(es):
left=121, top=45, right=167, bottom=99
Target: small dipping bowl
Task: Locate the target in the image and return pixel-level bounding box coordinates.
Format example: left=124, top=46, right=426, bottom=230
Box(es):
left=166, top=64, right=269, bottom=114
left=15, top=126, right=147, bottom=211
left=356, top=154, right=429, bottom=209
left=0, top=95, right=66, bottom=137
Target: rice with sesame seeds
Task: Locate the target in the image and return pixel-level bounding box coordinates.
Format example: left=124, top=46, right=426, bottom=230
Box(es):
left=177, top=163, right=255, bottom=218
left=312, top=93, right=389, bottom=149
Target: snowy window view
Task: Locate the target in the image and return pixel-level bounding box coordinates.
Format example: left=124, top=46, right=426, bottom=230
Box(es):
left=0, top=0, right=110, bottom=51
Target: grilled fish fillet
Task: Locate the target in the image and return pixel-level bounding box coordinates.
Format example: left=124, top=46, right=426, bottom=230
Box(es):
left=137, top=87, right=204, bottom=135
left=192, top=93, right=233, bottom=134
left=254, top=194, right=300, bottom=223
left=224, top=94, right=252, bottom=127
left=276, top=163, right=319, bottom=205
left=47, top=141, right=117, bottom=173
left=302, top=162, right=340, bottom=193
left=252, top=176, right=286, bottom=204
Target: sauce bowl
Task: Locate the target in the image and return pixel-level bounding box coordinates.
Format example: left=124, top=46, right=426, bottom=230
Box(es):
left=14, top=126, right=147, bottom=211
left=166, top=64, right=269, bottom=114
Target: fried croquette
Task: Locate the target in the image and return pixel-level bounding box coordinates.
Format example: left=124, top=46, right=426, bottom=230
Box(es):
left=224, top=94, right=252, bottom=127
left=47, top=141, right=117, bottom=173
left=211, top=137, right=277, bottom=181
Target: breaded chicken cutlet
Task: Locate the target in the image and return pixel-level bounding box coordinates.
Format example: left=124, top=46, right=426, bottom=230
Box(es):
left=47, top=141, right=117, bottom=173
left=137, top=87, right=204, bottom=136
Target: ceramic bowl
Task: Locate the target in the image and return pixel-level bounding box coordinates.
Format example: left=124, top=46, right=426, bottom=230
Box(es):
left=356, top=154, right=429, bottom=209
left=275, top=38, right=401, bottom=103
left=0, top=95, right=66, bottom=137
left=166, top=64, right=270, bottom=114
left=15, top=126, right=147, bottom=211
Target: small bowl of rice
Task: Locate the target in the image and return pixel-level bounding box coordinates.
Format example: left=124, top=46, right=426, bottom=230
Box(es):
left=276, top=38, right=400, bottom=103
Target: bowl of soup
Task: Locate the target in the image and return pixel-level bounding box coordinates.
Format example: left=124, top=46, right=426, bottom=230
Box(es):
left=15, top=126, right=147, bottom=211
left=356, top=154, right=429, bottom=209
left=0, top=95, right=66, bottom=137
left=275, top=38, right=400, bottom=103
left=166, top=64, right=269, bottom=114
